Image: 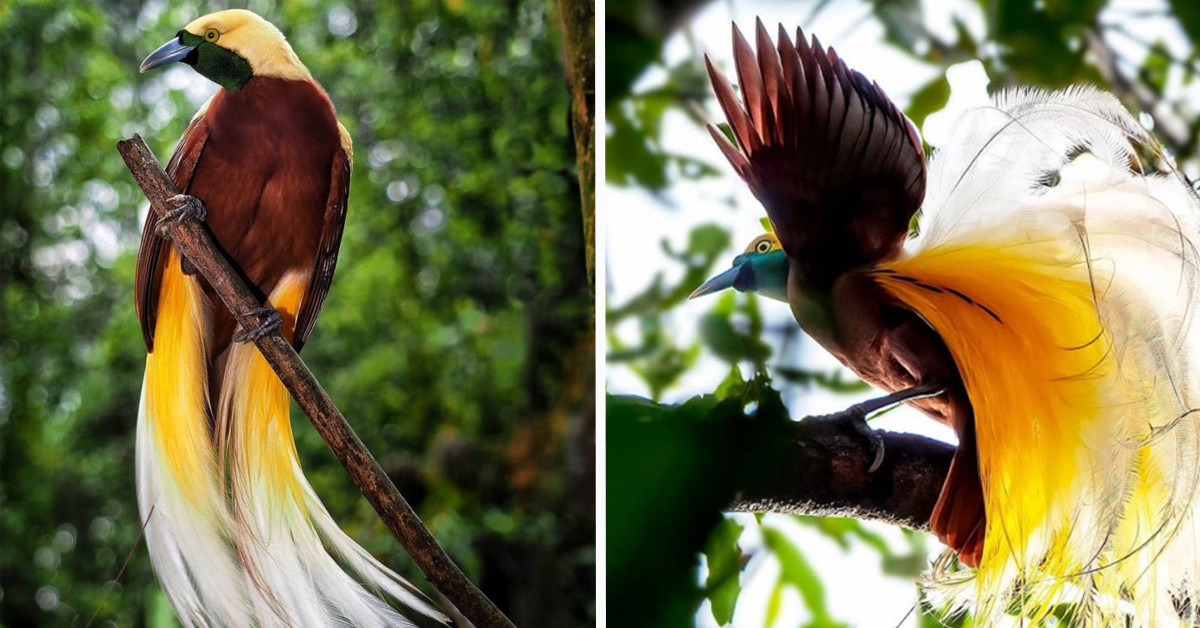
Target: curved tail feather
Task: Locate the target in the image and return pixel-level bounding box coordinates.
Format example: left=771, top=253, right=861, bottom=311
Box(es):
left=139, top=256, right=448, bottom=626
left=138, top=250, right=251, bottom=625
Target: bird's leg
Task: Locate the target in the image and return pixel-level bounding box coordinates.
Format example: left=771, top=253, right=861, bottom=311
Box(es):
left=233, top=306, right=283, bottom=343
left=155, top=193, right=208, bottom=237
left=812, top=383, right=944, bottom=472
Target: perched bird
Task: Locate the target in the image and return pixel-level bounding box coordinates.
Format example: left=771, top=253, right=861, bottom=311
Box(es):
left=135, top=10, right=445, bottom=626
left=693, top=20, right=1200, bottom=626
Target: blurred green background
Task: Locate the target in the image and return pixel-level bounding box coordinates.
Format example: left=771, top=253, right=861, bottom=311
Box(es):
left=606, top=0, right=1199, bottom=626
left=1, top=1, right=593, bottom=626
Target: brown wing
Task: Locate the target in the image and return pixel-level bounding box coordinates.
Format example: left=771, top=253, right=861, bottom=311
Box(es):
left=706, top=20, right=926, bottom=280
left=135, top=104, right=211, bottom=352
left=292, top=130, right=351, bottom=352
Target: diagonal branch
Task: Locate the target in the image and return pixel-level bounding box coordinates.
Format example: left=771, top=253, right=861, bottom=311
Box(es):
left=117, top=134, right=516, bottom=628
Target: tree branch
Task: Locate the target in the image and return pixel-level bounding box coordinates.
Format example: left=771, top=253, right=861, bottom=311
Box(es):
left=732, top=414, right=955, bottom=531
left=117, top=135, right=516, bottom=628
left=557, top=0, right=595, bottom=291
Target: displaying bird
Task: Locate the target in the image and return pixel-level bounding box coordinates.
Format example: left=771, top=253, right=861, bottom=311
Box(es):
left=135, top=10, right=445, bottom=626
left=692, top=20, right=1200, bottom=626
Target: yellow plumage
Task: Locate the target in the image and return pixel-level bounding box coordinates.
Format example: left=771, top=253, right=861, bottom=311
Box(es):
left=217, top=270, right=308, bottom=515
left=145, top=249, right=217, bottom=509
left=139, top=260, right=441, bottom=626
left=871, top=86, right=1200, bottom=626
left=878, top=241, right=1110, bottom=621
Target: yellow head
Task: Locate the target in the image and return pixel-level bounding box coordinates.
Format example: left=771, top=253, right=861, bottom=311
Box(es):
left=741, top=232, right=782, bottom=255
left=140, top=9, right=310, bottom=90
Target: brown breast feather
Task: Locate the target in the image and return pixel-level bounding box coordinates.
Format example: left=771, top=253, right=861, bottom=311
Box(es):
left=135, top=76, right=349, bottom=355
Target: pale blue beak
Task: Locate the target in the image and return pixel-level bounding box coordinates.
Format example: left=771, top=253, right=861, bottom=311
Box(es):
left=140, top=37, right=196, bottom=73
left=689, top=262, right=749, bottom=299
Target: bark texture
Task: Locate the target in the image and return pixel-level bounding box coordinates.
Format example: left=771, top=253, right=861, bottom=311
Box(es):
left=557, top=0, right=595, bottom=289
left=734, top=414, right=954, bottom=531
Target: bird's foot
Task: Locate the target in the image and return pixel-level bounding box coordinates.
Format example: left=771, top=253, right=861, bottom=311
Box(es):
left=233, top=306, right=282, bottom=343
left=815, top=406, right=885, bottom=473
left=156, top=194, right=207, bottom=237
left=813, top=384, right=944, bottom=473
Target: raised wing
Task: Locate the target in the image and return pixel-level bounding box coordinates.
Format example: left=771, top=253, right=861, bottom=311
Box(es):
left=706, top=20, right=926, bottom=280
left=135, top=101, right=211, bottom=351
left=292, top=123, right=351, bottom=352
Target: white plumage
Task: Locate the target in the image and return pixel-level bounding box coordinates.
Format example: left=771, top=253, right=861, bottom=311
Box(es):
left=909, top=86, right=1200, bottom=626
left=138, top=265, right=447, bottom=627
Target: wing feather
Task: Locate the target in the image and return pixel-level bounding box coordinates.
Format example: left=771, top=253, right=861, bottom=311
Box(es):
left=292, top=124, right=351, bottom=352
left=708, top=23, right=927, bottom=277
left=135, top=100, right=211, bottom=351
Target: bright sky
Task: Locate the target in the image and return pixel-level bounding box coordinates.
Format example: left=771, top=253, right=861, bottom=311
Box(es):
left=604, top=0, right=1194, bottom=625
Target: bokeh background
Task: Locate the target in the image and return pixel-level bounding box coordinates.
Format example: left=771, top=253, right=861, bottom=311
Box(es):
left=1, top=1, right=593, bottom=626
left=606, top=0, right=1200, bottom=625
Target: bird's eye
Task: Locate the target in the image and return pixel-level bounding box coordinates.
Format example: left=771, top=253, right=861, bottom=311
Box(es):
left=756, top=240, right=772, bottom=254
left=204, top=28, right=219, bottom=42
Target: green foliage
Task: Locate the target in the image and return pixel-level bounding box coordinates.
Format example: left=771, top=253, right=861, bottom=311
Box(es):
left=610, top=362, right=913, bottom=627
left=606, top=371, right=791, bottom=627
left=604, top=0, right=711, bottom=104
left=606, top=393, right=742, bottom=628
left=700, top=292, right=770, bottom=368
left=1171, top=0, right=1200, bottom=43
left=1, top=1, right=591, bottom=626
left=906, top=73, right=951, bottom=133
left=761, top=526, right=843, bottom=628
left=607, top=223, right=733, bottom=397
left=703, top=517, right=745, bottom=625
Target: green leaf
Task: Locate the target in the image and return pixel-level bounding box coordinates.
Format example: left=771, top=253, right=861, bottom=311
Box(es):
left=766, top=581, right=786, bottom=627
left=762, top=526, right=845, bottom=627
left=874, top=0, right=927, bottom=57
left=799, top=517, right=889, bottom=555
left=1140, top=41, right=1171, bottom=97
left=704, top=517, right=746, bottom=625
left=906, top=73, right=950, bottom=131
left=684, top=223, right=735, bottom=258
left=700, top=304, right=771, bottom=366
left=715, top=364, right=747, bottom=399
left=608, top=223, right=731, bottom=324
left=606, top=104, right=669, bottom=189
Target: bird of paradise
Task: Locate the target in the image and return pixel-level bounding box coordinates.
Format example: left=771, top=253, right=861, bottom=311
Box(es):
left=136, top=10, right=446, bottom=626
left=693, top=20, right=1200, bottom=626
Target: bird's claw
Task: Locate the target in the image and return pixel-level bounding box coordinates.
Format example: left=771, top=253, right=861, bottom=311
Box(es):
left=156, top=194, right=208, bottom=237
left=817, top=407, right=886, bottom=473
left=855, top=413, right=886, bottom=473
left=233, top=306, right=282, bottom=343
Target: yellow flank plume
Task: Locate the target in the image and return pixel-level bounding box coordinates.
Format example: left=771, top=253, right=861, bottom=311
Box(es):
left=218, top=271, right=309, bottom=517
left=876, top=240, right=1113, bottom=620
left=145, top=249, right=219, bottom=509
